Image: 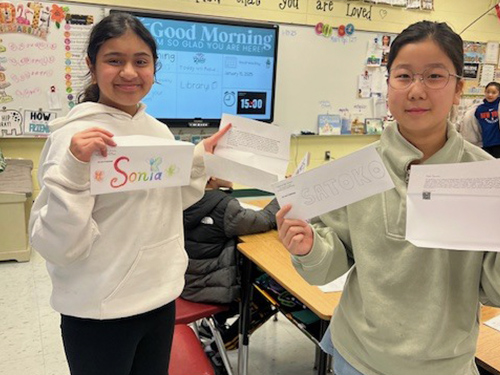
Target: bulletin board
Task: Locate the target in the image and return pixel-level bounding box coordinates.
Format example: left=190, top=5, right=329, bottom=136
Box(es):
left=273, top=24, right=393, bottom=134
left=0, top=0, right=104, bottom=137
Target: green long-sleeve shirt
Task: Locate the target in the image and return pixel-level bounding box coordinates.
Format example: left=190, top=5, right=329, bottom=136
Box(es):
left=293, top=122, right=500, bottom=375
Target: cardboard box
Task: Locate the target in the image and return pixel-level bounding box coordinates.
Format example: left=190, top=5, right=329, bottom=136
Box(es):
left=90, top=136, right=194, bottom=195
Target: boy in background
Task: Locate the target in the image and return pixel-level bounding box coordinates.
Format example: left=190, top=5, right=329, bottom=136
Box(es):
left=460, top=81, right=500, bottom=157
left=182, top=177, right=279, bottom=349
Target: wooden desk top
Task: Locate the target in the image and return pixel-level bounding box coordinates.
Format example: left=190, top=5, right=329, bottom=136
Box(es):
left=239, top=229, right=279, bottom=243
left=240, top=198, right=271, bottom=208
left=237, top=240, right=340, bottom=320
left=477, top=306, right=500, bottom=374
left=238, top=236, right=500, bottom=373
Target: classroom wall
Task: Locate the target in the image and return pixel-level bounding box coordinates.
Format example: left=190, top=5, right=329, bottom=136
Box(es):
left=288, top=134, right=379, bottom=172
left=79, top=0, right=500, bottom=43
left=1, top=0, right=498, bottom=197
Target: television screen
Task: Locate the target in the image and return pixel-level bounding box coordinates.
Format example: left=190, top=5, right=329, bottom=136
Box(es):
left=114, top=10, right=279, bottom=128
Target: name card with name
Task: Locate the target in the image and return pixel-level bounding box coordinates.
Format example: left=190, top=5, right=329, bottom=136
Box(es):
left=90, top=135, right=194, bottom=195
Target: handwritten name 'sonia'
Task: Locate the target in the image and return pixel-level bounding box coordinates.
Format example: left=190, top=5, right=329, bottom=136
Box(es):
left=110, top=156, right=163, bottom=188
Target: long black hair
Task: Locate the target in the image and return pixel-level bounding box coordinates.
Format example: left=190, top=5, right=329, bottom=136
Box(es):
left=387, top=21, right=464, bottom=77
left=78, top=12, right=159, bottom=103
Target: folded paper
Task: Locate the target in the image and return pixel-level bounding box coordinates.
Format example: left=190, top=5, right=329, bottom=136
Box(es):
left=90, top=135, right=194, bottom=195
left=406, top=159, right=500, bottom=251
left=204, top=114, right=290, bottom=193
left=273, top=146, right=395, bottom=220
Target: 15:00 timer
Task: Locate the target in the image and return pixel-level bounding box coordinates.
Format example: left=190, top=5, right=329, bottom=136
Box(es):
left=237, top=91, right=267, bottom=115
left=240, top=98, right=263, bottom=109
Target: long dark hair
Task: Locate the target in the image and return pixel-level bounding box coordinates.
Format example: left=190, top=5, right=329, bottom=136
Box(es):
left=78, top=12, right=159, bottom=103
left=387, top=21, right=464, bottom=77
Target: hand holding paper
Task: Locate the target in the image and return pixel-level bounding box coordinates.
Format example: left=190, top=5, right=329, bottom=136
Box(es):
left=204, top=114, right=291, bottom=192
left=203, top=123, right=232, bottom=154
left=276, top=204, right=314, bottom=256
left=90, top=135, right=194, bottom=195
left=71, top=127, right=117, bottom=162
left=273, top=146, right=395, bottom=221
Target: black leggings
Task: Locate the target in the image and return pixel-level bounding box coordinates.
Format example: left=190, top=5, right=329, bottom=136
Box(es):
left=61, top=301, right=175, bottom=375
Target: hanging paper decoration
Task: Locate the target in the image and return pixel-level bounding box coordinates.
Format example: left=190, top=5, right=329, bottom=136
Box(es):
left=51, top=4, right=68, bottom=29
left=422, top=0, right=434, bottom=10
left=315, top=22, right=333, bottom=37
left=495, top=3, right=500, bottom=23
left=338, top=25, right=346, bottom=37
left=381, top=35, right=391, bottom=66
left=464, top=42, right=486, bottom=64
left=0, top=2, right=52, bottom=39
left=346, top=23, right=355, bottom=36
left=391, top=0, right=407, bottom=6
left=365, top=37, right=382, bottom=67
left=406, top=0, right=421, bottom=9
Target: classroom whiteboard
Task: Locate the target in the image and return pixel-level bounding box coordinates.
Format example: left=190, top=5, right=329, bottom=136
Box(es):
left=0, top=0, right=104, bottom=137
left=273, top=24, right=391, bottom=134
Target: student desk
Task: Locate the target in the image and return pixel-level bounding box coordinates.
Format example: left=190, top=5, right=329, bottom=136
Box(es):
left=477, top=306, right=500, bottom=375
left=237, top=231, right=500, bottom=375
left=237, top=237, right=338, bottom=375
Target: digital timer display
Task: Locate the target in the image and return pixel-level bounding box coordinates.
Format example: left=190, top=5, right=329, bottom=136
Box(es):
left=237, top=92, right=267, bottom=115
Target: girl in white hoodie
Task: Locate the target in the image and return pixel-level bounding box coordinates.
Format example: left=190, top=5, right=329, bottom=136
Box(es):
left=29, top=12, right=229, bottom=375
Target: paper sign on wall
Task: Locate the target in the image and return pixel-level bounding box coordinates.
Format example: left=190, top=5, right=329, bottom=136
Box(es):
left=90, top=136, right=194, bottom=195
left=23, top=109, right=56, bottom=135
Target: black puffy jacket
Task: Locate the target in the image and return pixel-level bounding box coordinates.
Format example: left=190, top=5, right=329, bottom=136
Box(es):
left=182, top=189, right=279, bottom=303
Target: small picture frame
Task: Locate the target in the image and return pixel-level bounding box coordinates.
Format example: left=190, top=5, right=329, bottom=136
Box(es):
left=364, top=118, right=384, bottom=135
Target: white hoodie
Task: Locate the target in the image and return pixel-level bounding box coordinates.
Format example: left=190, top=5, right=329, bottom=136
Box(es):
left=29, top=102, right=206, bottom=319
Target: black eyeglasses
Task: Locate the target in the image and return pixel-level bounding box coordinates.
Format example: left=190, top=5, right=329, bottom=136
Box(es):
left=388, top=67, right=463, bottom=90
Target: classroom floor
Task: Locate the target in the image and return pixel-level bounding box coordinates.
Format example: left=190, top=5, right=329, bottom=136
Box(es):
left=0, top=250, right=323, bottom=375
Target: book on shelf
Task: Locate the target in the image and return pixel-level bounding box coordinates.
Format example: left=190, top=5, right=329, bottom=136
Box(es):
left=318, top=114, right=341, bottom=135
left=350, top=117, right=365, bottom=134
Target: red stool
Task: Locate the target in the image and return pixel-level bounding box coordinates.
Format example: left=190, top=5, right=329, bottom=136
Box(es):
left=175, top=297, right=234, bottom=375
left=169, top=324, right=215, bottom=375
left=176, top=298, right=229, bottom=324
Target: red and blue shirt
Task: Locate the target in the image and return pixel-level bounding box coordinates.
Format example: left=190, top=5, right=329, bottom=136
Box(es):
left=475, top=97, right=500, bottom=147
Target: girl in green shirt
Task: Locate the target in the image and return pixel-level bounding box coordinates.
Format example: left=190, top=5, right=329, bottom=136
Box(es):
left=277, top=21, right=499, bottom=375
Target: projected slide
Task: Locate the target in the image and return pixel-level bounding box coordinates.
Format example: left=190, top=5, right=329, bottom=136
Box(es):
left=139, top=17, right=277, bottom=122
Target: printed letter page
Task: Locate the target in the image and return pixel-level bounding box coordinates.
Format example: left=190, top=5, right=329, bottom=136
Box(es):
left=204, top=114, right=290, bottom=192
left=406, top=159, right=500, bottom=251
